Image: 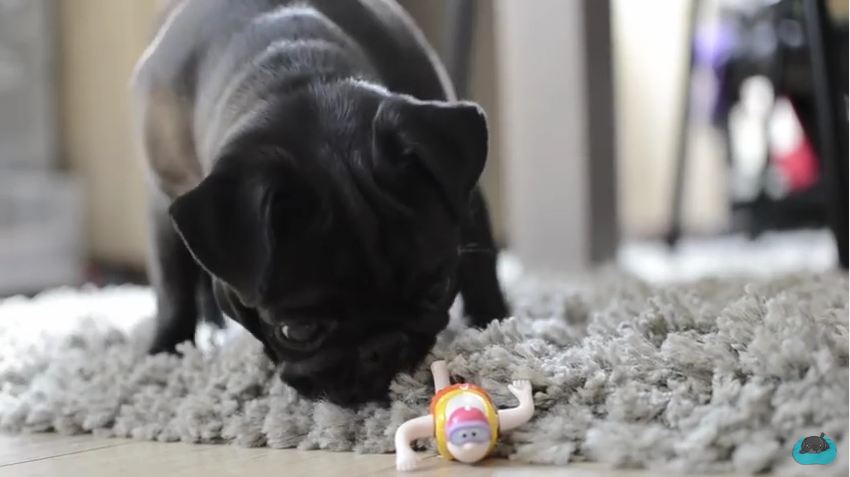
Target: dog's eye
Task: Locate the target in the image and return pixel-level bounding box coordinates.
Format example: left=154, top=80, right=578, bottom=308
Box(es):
left=277, top=322, right=320, bottom=343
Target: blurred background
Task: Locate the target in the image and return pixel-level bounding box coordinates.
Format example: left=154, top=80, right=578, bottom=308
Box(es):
left=0, top=0, right=846, bottom=296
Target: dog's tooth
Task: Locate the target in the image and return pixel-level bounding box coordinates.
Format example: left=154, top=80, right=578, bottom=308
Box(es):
left=281, top=325, right=291, bottom=339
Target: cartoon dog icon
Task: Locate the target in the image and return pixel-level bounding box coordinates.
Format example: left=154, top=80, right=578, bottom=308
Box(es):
left=799, top=433, right=830, bottom=454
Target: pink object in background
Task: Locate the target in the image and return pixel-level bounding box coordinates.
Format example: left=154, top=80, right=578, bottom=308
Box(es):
left=769, top=97, right=820, bottom=195
left=774, top=131, right=819, bottom=192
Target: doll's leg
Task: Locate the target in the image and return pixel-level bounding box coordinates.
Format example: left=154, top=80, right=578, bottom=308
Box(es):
left=395, top=415, right=435, bottom=471
left=431, top=360, right=450, bottom=392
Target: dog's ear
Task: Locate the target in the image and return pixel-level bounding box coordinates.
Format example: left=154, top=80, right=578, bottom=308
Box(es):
left=372, top=95, right=488, bottom=215
left=169, top=159, right=274, bottom=306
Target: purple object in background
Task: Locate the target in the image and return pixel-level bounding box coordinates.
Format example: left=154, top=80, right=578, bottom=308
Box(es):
left=693, top=21, right=738, bottom=124
left=695, top=22, right=736, bottom=70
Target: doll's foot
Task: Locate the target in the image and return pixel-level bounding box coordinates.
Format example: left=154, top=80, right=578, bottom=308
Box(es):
left=431, top=360, right=450, bottom=391
left=396, top=451, right=420, bottom=471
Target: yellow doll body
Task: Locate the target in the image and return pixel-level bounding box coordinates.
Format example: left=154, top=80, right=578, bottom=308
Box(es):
left=430, top=383, right=499, bottom=461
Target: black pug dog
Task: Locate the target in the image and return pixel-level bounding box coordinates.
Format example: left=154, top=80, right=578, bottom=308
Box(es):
left=133, top=0, right=507, bottom=405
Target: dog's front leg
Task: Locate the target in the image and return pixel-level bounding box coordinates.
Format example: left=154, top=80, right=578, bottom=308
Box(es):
left=458, top=188, right=509, bottom=327
left=146, top=187, right=201, bottom=354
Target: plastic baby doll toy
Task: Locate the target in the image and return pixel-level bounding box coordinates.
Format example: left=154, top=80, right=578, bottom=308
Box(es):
left=394, top=360, right=535, bottom=471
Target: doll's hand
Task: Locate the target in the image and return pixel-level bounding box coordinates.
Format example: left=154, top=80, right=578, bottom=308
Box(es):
left=498, top=380, right=535, bottom=431
left=507, top=379, right=532, bottom=404
left=396, top=449, right=420, bottom=472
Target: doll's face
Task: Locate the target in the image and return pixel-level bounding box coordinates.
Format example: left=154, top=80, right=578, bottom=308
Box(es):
left=446, top=422, right=492, bottom=465
left=447, top=441, right=491, bottom=463
left=443, top=398, right=493, bottom=463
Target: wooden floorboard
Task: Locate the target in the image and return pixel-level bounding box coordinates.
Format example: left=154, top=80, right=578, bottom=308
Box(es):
left=0, top=433, right=769, bottom=477
left=0, top=434, right=132, bottom=467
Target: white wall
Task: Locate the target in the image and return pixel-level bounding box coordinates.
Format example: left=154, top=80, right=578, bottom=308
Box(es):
left=494, top=0, right=591, bottom=272
left=59, top=0, right=158, bottom=267
left=613, top=0, right=728, bottom=238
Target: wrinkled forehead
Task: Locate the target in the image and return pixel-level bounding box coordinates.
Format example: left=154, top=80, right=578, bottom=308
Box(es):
left=313, top=79, right=388, bottom=116
left=258, top=82, right=384, bottom=167
left=309, top=80, right=385, bottom=131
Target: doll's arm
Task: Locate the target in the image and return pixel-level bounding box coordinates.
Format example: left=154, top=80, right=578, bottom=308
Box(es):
left=497, top=380, right=534, bottom=431
left=395, top=415, right=435, bottom=471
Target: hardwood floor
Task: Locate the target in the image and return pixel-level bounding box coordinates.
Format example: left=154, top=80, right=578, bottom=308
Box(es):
left=0, top=433, right=762, bottom=477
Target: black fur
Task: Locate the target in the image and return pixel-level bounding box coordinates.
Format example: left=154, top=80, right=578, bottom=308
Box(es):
left=136, top=0, right=507, bottom=405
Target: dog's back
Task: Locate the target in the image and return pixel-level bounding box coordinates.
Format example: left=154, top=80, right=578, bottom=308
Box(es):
left=137, top=0, right=452, bottom=98
left=135, top=0, right=453, bottom=197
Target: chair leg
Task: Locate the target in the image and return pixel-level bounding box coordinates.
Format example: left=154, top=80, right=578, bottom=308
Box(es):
left=666, top=0, right=702, bottom=247
left=803, top=0, right=848, bottom=268
left=442, top=0, right=477, bottom=98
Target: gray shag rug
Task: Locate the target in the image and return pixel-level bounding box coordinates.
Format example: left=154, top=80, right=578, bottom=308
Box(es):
left=0, top=268, right=847, bottom=476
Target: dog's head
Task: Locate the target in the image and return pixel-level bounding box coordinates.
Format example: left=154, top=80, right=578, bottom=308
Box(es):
left=800, top=434, right=829, bottom=454
left=169, top=81, right=488, bottom=404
